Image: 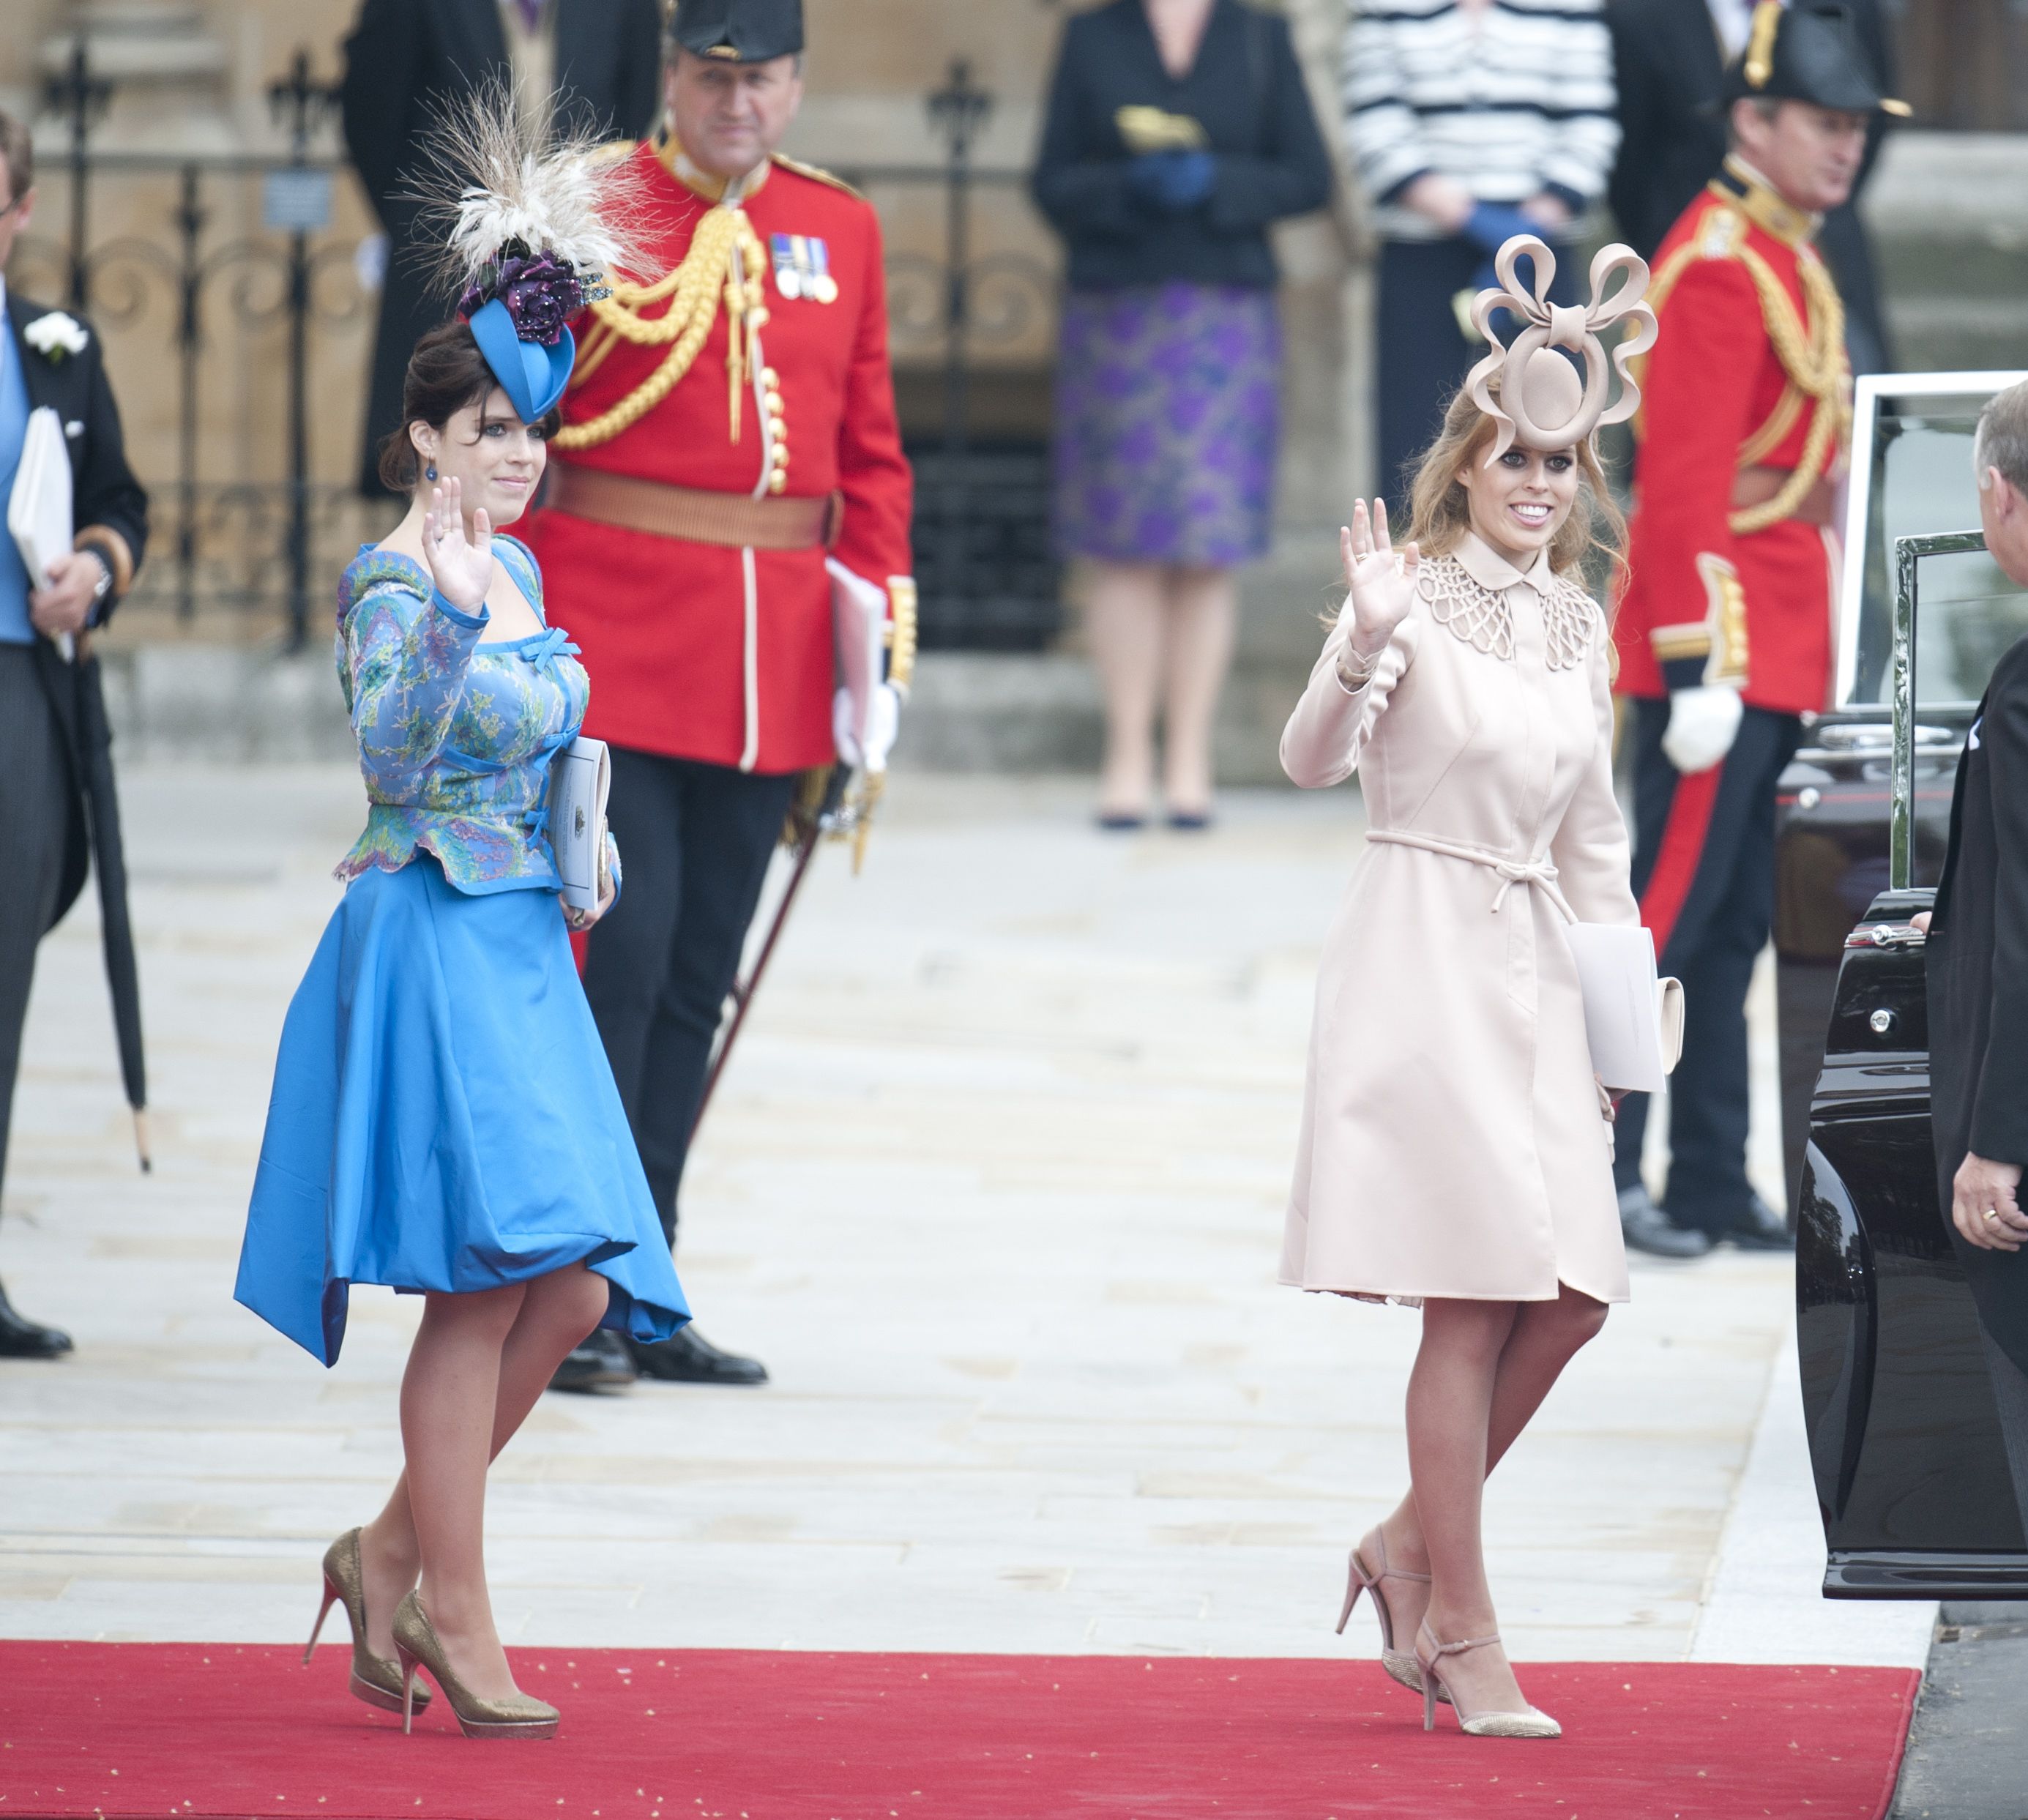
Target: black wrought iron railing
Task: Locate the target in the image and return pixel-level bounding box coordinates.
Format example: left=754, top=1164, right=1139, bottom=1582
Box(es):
left=10, top=44, right=1065, bottom=653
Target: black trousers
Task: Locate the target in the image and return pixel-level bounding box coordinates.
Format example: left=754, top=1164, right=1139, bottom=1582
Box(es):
left=1376, top=235, right=1578, bottom=517
left=1612, top=699, right=1803, bottom=1234
left=582, top=749, right=799, bottom=1249
left=0, top=646, right=71, bottom=1215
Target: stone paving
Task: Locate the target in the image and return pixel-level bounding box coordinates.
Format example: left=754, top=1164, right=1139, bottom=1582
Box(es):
left=0, top=764, right=1934, bottom=1669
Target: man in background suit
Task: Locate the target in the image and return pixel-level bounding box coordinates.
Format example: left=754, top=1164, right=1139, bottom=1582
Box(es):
left=1606, top=0, right=1901, bottom=374
left=1915, top=376, right=2028, bottom=1523
left=0, top=113, right=149, bottom=1357
left=340, top=0, right=665, bottom=496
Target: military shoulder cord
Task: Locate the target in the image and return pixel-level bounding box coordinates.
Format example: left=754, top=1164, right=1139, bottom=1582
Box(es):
left=553, top=203, right=773, bottom=450
left=1639, top=207, right=1849, bottom=537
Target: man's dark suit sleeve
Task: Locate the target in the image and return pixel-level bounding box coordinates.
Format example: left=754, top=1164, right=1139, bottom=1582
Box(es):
left=1606, top=7, right=1655, bottom=250
left=617, top=0, right=663, bottom=140
left=72, top=333, right=149, bottom=619
left=342, top=0, right=426, bottom=223
left=1970, top=650, right=2028, bottom=1164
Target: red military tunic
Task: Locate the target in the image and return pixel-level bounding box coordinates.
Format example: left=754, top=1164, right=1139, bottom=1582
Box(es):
left=1615, top=162, right=1852, bottom=717
left=523, top=139, right=914, bottom=774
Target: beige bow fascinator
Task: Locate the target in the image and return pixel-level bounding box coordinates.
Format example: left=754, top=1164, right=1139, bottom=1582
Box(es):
left=1463, top=236, right=1658, bottom=463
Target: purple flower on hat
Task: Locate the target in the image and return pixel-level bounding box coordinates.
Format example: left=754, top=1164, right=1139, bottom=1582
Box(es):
left=457, top=249, right=587, bottom=348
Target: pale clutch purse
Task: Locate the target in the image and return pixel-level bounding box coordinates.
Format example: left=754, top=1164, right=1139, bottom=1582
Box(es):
left=1565, top=922, right=1684, bottom=1095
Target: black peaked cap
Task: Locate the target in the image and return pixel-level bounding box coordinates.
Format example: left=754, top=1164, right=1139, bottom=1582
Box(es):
left=1721, top=2, right=1909, bottom=115
left=669, top=0, right=805, bottom=63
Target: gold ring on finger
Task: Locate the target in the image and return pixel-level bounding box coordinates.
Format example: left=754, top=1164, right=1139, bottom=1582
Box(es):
left=1985, top=1208, right=2002, bottom=1222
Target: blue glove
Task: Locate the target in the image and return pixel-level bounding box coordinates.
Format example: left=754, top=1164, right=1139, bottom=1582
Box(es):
left=1459, top=205, right=1549, bottom=341
left=1127, top=150, right=1217, bottom=214
left=1460, top=201, right=1537, bottom=259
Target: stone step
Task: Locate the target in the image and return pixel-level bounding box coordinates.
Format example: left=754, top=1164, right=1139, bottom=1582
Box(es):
left=1862, top=130, right=2028, bottom=372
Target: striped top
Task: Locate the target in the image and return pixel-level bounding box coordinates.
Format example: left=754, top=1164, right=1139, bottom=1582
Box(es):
left=1343, top=0, right=1620, bottom=241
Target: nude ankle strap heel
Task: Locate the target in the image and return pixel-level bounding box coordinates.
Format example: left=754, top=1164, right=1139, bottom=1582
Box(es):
left=1414, top=1620, right=1561, bottom=1739
left=1338, top=1526, right=1448, bottom=1701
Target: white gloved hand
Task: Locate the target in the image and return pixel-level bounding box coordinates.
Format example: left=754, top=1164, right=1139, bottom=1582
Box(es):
left=1661, top=685, right=1744, bottom=775
left=833, top=680, right=902, bottom=772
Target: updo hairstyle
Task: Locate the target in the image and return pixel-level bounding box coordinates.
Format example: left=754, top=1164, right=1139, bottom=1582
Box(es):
left=375, top=320, right=563, bottom=493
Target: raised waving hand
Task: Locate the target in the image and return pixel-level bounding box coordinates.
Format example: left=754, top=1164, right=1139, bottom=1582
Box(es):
left=1338, top=498, right=1420, bottom=661
left=418, top=476, right=493, bottom=614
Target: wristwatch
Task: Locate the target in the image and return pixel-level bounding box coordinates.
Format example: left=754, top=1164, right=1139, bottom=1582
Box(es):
left=81, top=547, right=115, bottom=623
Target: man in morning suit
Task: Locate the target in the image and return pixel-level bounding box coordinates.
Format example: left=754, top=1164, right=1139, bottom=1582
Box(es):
left=0, top=113, right=149, bottom=1357
left=1610, top=5, right=1903, bottom=1257
left=340, top=0, right=665, bottom=496
left=1605, top=0, right=1904, bottom=375
left=1914, top=378, right=2028, bottom=1526
left=523, top=0, right=917, bottom=1389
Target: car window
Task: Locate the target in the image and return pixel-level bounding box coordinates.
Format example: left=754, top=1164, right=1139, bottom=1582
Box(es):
left=1842, top=378, right=2028, bottom=709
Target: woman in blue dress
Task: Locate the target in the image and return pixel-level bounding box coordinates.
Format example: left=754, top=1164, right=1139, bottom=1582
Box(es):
left=236, top=109, right=682, bottom=1741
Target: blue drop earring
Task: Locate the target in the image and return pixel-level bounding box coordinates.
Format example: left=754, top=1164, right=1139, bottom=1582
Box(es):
left=425, top=462, right=438, bottom=482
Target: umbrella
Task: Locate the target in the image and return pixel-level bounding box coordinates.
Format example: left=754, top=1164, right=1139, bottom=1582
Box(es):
left=74, top=653, right=149, bottom=1171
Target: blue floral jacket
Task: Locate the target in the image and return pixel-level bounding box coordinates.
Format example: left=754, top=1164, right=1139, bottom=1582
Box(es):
left=333, top=536, right=593, bottom=895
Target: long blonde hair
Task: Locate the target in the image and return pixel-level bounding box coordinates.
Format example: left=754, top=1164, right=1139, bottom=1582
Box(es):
left=1404, top=381, right=1627, bottom=593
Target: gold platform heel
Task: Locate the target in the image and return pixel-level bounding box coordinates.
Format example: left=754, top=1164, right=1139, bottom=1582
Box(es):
left=304, top=1528, right=430, bottom=1715
left=1415, top=1621, right=1562, bottom=1739
left=392, top=1590, right=560, bottom=1740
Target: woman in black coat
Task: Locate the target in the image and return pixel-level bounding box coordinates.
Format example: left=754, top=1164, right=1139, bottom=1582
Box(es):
left=1032, top=0, right=1332, bottom=828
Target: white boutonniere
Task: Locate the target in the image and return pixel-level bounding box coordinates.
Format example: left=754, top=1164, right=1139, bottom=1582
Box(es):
left=23, top=311, right=90, bottom=362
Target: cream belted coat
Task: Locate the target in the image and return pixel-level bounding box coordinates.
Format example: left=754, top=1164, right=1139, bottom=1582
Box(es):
left=1280, top=532, right=1639, bottom=1306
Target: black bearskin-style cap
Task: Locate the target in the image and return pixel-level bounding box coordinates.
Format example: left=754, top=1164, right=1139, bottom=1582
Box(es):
left=1722, top=2, right=1911, bottom=116
left=668, top=0, right=805, bottom=64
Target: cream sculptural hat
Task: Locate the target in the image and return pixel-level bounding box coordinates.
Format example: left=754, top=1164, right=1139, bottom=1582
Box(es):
left=1462, top=235, right=1658, bottom=463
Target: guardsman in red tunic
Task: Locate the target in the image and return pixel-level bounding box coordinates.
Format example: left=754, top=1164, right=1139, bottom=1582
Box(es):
left=523, top=0, right=914, bottom=1385
left=1611, top=3, right=1906, bottom=1258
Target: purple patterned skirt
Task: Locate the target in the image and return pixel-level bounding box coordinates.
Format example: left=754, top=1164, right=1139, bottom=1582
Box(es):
left=1051, top=283, right=1282, bottom=568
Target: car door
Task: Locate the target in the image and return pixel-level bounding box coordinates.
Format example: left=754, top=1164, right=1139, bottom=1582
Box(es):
left=1775, top=373, right=2025, bottom=1205
left=1798, top=524, right=2028, bottom=1599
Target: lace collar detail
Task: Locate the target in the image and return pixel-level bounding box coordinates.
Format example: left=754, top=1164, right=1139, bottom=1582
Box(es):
left=1416, top=551, right=1599, bottom=671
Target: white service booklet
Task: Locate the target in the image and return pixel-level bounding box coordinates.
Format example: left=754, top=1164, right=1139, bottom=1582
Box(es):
left=7, top=406, right=72, bottom=590
left=1564, top=921, right=1685, bottom=1096
left=546, top=735, right=611, bottom=913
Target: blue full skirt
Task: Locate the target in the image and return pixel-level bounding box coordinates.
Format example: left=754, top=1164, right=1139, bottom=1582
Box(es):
left=236, top=859, right=690, bottom=1365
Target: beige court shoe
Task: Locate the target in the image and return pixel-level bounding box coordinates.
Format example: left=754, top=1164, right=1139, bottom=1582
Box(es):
left=392, top=1590, right=561, bottom=1740
left=304, top=1528, right=431, bottom=1715
left=1415, top=1621, right=1562, bottom=1739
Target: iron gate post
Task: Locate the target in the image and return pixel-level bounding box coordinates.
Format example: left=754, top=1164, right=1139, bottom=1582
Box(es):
left=926, top=59, right=994, bottom=633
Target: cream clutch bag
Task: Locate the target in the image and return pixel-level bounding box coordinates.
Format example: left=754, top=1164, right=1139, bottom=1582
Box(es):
left=1565, top=922, right=1685, bottom=1095
left=546, top=736, right=611, bottom=913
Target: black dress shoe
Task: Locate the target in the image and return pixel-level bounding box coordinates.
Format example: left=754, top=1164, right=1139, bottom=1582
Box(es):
left=548, top=1327, right=638, bottom=1394
left=0, top=1280, right=74, bottom=1358
left=630, top=1326, right=769, bottom=1386
left=1725, top=1193, right=1794, bottom=1251
left=1618, top=1185, right=1713, bottom=1259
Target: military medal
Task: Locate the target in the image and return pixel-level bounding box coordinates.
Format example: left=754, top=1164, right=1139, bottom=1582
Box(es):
left=807, top=236, right=838, bottom=305
left=770, top=232, right=803, bottom=299
left=769, top=233, right=837, bottom=304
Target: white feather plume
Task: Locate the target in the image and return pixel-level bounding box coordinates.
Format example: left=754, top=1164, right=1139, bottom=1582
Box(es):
left=407, top=80, right=666, bottom=299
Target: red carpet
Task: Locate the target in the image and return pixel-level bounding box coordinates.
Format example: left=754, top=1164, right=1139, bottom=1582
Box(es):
left=0, top=1644, right=1914, bottom=1820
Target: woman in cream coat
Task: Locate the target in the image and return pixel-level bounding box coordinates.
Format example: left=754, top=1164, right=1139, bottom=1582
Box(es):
left=1280, top=239, right=1657, bottom=1739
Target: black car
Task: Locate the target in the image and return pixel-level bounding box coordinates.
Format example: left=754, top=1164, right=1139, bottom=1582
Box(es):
left=1777, top=372, right=2028, bottom=1599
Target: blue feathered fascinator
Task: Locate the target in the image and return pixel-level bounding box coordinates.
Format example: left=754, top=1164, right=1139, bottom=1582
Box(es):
left=409, top=83, right=660, bottom=424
